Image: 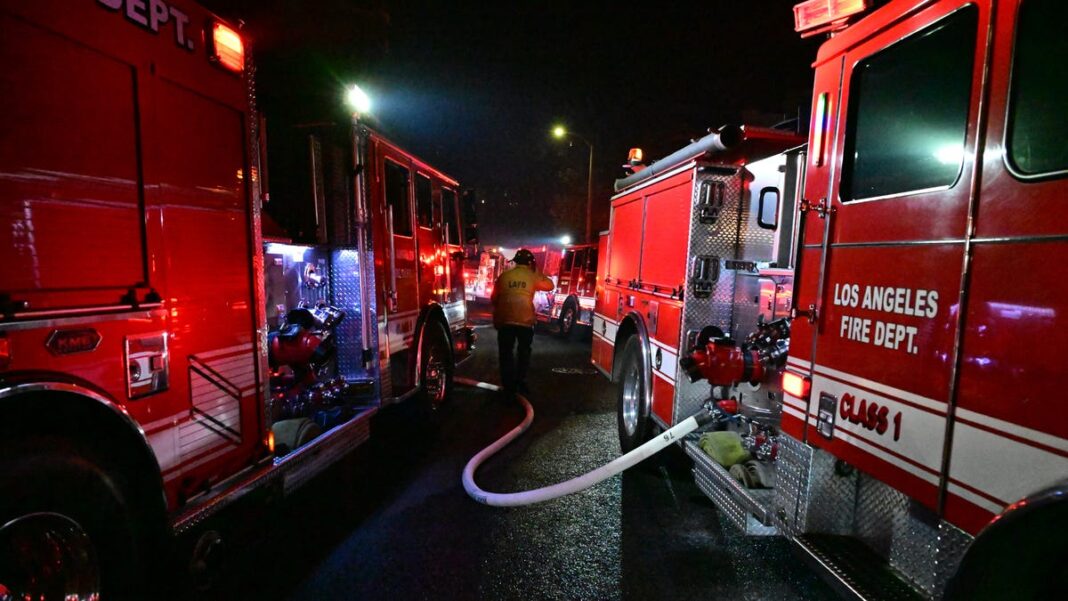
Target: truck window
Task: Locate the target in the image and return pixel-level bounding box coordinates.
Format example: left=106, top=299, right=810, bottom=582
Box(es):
left=840, top=6, right=977, bottom=201
left=1006, top=0, right=1068, bottom=177
left=562, top=250, right=575, bottom=272
left=385, top=160, right=412, bottom=236
left=442, top=188, right=460, bottom=244
left=586, top=248, right=598, bottom=273
left=571, top=249, right=587, bottom=273
left=416, top=173, right=433, bottom=227
left=758, top=187, right=780, bottom=229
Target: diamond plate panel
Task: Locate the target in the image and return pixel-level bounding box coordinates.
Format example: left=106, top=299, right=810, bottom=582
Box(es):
left=855, top=476, right=938, bottom=595
left=331, top=248, right=367, bottom=381
left=777, top=440, right=975, bottom=599
left=772, top=433, right=814, bottom=537
left=800, top=445, right=860, bottom=535
left=933, top=522, right=972, bottom=596
left=674, top=168, right=744, bottom=424
left=730, top=274, right=766, bottom=344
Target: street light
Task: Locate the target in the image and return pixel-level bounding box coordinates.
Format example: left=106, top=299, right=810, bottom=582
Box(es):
left=560, top=235, right=572, bottom=245
left=551, top=125, right=594, bottom=244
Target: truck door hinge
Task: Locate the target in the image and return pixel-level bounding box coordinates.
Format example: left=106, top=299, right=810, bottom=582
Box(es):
left=801, top=198, right=834, bottom=219
left=792, top=304, right=819, bottom=324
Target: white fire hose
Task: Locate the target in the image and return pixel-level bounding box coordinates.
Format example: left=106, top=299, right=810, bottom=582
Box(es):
left=457, top=376, right=713, bottom=507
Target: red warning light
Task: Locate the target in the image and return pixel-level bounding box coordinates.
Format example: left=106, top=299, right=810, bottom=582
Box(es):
left=782, top=370, right=811, bottom=399
left=210, top=21, right=244, bottom=73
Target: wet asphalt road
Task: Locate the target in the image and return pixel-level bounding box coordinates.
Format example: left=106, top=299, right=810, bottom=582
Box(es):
left=185, top=304, right=835, bottom=600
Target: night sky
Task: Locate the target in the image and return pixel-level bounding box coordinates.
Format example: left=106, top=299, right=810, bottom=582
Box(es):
left=209, top=0, right=819, bottom=246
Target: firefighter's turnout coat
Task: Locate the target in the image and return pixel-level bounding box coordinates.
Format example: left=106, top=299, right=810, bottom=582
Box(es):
left=491, top=265, right=555, bottom=328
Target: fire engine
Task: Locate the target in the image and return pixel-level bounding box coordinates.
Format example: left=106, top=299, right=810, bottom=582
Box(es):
left=0, top=1, right=472, bottom=597
left=594, top=0, right=1068, bottom=597
left=531, top=243, right=599, bottom=338
left=465, top=248, right=508, bottom=302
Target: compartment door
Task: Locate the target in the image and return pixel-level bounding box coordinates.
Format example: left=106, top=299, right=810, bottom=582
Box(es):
left=0, top=14, right=146, bottom=308
left=145, top=77, right=259, bottom=486
left=946, top=0, right=1068, bottom=534
left=380, top=156, right=418, bottom=395
left=799, top=2, right=988, bottom=512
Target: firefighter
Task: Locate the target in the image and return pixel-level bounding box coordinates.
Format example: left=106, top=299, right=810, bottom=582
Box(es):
left=491, top=248, right=555, bottom=395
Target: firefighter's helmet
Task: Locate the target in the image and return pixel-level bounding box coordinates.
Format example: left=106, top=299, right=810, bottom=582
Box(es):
left=512, top=248, right=536, bottom=266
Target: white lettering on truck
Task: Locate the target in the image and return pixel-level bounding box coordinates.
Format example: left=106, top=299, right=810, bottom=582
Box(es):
left=98, top=0, right=194, bottom=51
left=833, top=282, right=940, bottom=355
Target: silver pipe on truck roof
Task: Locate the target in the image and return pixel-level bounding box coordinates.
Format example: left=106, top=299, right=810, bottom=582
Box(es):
left=614, top=124, right=744, bottom=192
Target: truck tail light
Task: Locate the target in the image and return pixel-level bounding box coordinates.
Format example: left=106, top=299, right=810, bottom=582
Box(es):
left=209, top=21, right=244, bottom=73
left=783, top=370, right=811, bottom=400
left=794, top=0, right=869, bottom=36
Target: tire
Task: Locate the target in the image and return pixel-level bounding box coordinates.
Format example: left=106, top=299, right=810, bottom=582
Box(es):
left=0, top=436, right=155, bottom=600
left=558, top=302, right=578, bottom=340
left=418, top=319, right=455, bottom=409
left=945, top=497, right=1068, bottom=600
left=616, top=336, right=653, bottom=453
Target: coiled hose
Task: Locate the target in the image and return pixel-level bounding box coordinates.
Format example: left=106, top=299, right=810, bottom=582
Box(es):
left=457, top=377, right=712, bottom=507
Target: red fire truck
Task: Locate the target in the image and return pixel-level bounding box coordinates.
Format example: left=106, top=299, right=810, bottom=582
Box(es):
left=532, top=243, right=599, bottom=338
left=0, top=1, right=472, bottom=597
left=595, top=0, right=1068, bottom=597
left=465, top=248, right=508, bottom=302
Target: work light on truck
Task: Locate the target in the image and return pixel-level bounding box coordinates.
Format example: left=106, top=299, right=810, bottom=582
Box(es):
left=346, top=84, right=372, bottom=115
left=209, top=21, right=244, bottom=73
left=794, top=0, right=869, bottom=37
left=811, top=92, right=829, bottom=166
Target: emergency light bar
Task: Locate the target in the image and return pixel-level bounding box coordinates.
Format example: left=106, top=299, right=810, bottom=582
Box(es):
left=794, top=0, right=869, bottom=36
left=209, top=21, right=244, bottom=73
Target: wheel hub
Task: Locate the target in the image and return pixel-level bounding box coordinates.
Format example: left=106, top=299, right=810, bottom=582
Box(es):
left=563, top=309, right=575, bottom=329
left=621, top=363, right=641, bottom=435
left=424, top=352, right=446, bottom=404
left=0, top=512, right=100, bottom=601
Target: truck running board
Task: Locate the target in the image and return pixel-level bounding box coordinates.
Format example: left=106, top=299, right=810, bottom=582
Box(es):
left=171, top=406, right=376, bottom=535
left=792, top=534, right=925, bottom=601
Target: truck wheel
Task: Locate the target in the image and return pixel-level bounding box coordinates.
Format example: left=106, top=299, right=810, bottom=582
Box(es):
left=0, top=437, right=150, bottom=600
left=945, top=495, right=1068, bottom=600
left=617, top=336, right=653, bottom=452
left=419, top=319, right=454, bottom=408
left=558, top=303, right=578, bottom=340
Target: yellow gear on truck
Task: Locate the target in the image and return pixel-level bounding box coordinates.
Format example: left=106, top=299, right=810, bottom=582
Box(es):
left=491, top=265, right=555, bottom=328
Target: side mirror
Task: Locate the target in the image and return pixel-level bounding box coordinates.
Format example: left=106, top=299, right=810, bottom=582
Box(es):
left=758, top=187, right=780, bottom=230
